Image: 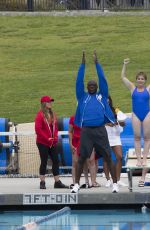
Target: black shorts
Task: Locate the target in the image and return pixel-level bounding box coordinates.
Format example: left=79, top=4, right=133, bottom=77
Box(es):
left=80, top=126, right=111, bottom=160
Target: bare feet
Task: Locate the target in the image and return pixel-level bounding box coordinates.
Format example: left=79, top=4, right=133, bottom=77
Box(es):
left=136, top=158, right=142, bottom=167
left=142, top=158, right=147, bottom=167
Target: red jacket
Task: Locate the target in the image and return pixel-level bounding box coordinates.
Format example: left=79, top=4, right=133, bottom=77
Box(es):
left=35, top=110, right=58, bottom=147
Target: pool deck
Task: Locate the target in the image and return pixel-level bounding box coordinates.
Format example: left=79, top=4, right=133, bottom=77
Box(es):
left=0, top=174, right=150, bottom=209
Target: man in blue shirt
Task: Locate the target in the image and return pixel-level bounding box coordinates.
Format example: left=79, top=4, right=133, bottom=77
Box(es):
left=71, top=50, right=118, bottom=193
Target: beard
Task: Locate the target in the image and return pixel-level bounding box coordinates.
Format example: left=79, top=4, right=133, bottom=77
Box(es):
left=88, top=88, right=97, bottom=94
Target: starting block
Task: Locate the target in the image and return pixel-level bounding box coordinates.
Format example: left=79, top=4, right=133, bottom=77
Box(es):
left=125, top=148, right=150, bottom=192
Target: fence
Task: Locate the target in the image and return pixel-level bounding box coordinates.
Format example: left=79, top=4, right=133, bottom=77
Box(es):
left=0, top=0, right=149, bottom=11
left=0, top=131, right=73, bottom=177
left=0, top=115, right=136, bottom=177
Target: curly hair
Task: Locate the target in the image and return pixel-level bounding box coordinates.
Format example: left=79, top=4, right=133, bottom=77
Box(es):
left=108, top=95, right=117, bottom=119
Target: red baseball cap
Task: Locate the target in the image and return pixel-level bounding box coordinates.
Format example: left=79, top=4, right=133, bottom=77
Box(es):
left=40, top=96, right=54, bottom=103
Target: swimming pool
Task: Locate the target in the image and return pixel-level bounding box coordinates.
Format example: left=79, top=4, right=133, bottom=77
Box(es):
left=1, top=208, right=150, bottom=230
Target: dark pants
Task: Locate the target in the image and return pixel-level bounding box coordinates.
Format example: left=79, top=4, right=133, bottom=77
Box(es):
left=76, top=126, right=117, bottom=183
left=37, top=143, right=59, bottom=176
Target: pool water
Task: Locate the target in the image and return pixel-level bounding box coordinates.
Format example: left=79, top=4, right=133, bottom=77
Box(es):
left=0, top=209, right=150, bottom=230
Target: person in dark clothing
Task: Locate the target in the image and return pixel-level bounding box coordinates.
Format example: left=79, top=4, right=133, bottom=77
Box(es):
left=35, top=95, right=68, bottom=189
left=71, top=50, right=118, bottom=193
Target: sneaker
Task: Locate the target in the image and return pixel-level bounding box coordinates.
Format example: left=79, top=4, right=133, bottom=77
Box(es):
left=112, top=183, right=119, bottom=193
left=71, top=183, right=80, bottom=193
left=54, top=180, right=69, bottom=189
left=40, top=181, right=46, bottom=189
left=70, top=184, right=74, bottom=189
left=80, top=183, right=91, bottom=189
left=138, top=180, right=145, bottom=187
left=117, top=180, right=128, bottom=187
left=105, top=179, right=112, bottom=188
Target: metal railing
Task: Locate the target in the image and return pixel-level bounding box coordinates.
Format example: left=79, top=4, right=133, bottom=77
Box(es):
left=0, top=0, right=149, bottom=11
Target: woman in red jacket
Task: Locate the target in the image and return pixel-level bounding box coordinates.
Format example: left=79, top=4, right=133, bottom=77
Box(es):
left=35, top=95, right=68, bottom=189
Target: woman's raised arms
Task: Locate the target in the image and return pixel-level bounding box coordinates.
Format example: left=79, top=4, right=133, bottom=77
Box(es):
left=121, top=58, right=135, bottom=92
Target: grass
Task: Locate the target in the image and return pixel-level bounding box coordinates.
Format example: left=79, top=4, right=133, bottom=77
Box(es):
left=0, top=15, right=150, bottom=123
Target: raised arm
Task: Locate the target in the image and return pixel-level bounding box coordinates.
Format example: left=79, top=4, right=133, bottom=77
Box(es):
left=94, top=50, right=108, bottom=98
left=121, top=58, right=135, bottom=92
left=76, top=51, right=85, bottom=100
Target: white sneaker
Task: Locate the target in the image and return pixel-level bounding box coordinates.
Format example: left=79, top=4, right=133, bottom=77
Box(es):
left=112, top=183, right=119, bottom=193
left=71, top=183, right=80, bottom=193
left=105, top=180, right=112, bottom=188
left=117, top=180, right=128, bottom=187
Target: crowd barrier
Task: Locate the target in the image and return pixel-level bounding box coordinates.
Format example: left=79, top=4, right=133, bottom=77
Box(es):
left=0, top=0, right=149, bottom=11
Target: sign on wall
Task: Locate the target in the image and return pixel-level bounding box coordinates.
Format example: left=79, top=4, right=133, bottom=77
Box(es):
left=23, top=193, right=78, bottom=205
